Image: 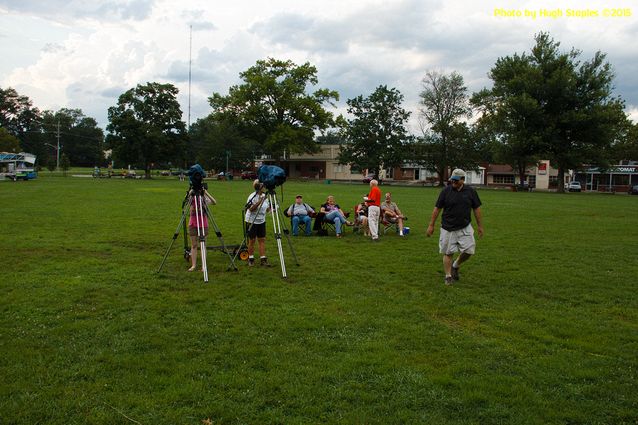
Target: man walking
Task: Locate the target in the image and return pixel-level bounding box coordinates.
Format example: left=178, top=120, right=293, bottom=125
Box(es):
left=426, top=169, right=483, bottom=285
left=366, top=179, right=382, bottom=241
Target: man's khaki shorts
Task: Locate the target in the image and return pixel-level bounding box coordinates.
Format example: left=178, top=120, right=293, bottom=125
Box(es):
left=439, top=224, right=476, bottom=255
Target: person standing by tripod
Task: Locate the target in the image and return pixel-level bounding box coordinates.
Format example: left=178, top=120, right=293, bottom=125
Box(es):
left=245, top=179, right=272, bottom=267
left=188, top=186, right=216, bottom=272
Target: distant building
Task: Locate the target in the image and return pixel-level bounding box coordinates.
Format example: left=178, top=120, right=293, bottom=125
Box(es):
left=573, top=163, right=638, bottom=192
left=482, top=160, right=569, bottom=190
left=269, top=145, right=597, bottom=190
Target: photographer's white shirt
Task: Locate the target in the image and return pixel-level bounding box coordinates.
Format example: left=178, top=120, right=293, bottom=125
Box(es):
left=245, top=192, right=270, bottom=224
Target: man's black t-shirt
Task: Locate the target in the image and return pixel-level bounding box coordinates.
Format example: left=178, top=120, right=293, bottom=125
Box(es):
left=435, top=184, right=482, bottom=231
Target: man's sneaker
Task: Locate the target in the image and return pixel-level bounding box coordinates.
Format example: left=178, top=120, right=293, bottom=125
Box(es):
left=248, top=258, right=255, bottom=267
left=451, top=266, right=460, bottom=281
left=260, top=257, right=272, bottom=267
left=444, top=276, right=454, bottom=286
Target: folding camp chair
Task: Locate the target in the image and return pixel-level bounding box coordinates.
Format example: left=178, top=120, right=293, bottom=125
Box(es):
left=382, top=217, right=398, bottom=234
left=314, top=211, right=350, bottom=236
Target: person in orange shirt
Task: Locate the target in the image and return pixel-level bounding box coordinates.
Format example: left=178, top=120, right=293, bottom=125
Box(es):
left=366, top=179, right=382, bottom=241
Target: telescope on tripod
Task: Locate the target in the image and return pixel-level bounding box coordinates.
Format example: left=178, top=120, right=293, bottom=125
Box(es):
left=233, top=165, right=299, bottom=278
left=157, top=164, right=238, bottom=282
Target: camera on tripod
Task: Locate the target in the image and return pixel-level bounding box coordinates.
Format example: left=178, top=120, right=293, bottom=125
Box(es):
left=188, top=164, right=208, bottom=193
left=257, top=165, right=286, bottom=191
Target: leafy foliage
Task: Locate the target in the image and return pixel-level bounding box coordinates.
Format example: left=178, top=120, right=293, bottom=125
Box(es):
left=0, top=127, right=21, bottom=152
left=473, top=33, right=628, bottom=190
left=59, top=153, right=70, bottom=176
left=209, top=58, right=339, bottom=159
left=0, top=87, right=41, bottom=137
left=107, top=82, right=187, bottom=178
left=338, top=85, right=411, bottom=177
left=39, top=109, right=104, bottom=167
left=610, top=122, right=638, bottom=163
left=417, top=71, right=477, bottom=183
left=188, top=116, right=259, bottom=172
left=0, top=87, right=43, bottom=157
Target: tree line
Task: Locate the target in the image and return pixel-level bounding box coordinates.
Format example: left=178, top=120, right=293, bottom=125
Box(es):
left=2, top=32, right=637, bottom=187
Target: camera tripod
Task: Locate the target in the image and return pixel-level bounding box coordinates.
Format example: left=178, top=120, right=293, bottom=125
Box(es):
left=157, top=188, right=238, bottom=282
left=233, top=188, right=299, bottom=278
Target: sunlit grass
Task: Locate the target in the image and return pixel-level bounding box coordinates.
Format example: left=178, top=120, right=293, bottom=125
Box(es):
left=1, top=176, right=637, bottom=424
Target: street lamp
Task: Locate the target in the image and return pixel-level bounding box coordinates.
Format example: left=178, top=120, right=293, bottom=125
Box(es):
left=43, top=142, right=62, bottom=170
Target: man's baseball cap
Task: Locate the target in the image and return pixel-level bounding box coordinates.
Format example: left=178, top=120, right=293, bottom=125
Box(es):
left=449, top=169, right=466, bottom=181
left=295, top=194, right=303, bottom=198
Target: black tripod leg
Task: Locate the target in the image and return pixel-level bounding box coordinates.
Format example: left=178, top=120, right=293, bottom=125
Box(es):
left=277, top=207, right=300, bottom=266
left=157, top=198, right=191, bottom=273
left=205, top=207, right=238, bottom=271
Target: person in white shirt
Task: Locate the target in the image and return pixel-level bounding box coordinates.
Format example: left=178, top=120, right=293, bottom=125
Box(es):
left=244, top=180, right=272, bottom=267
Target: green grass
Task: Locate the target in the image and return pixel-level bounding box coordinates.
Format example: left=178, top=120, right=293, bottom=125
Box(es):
left=1, top=176, right=637, bottom=424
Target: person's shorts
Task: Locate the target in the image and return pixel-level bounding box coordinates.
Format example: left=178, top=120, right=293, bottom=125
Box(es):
left=246, top=222, right=266, bottom=239
left=439, top=224, right=476, bottom=255
left=189, top=225, right=209, bottom=237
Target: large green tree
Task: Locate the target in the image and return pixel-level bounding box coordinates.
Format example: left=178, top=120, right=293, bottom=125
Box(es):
left=209, top=58, right=339, bottom=159
left=40, top=109, right=104, bottom=167
left=107, top=82, right=187, bottom=178
left=188, top=116, right=259, bottom=172
left=338, top=85, right=411, bottom=178
left=474, top=33, right=628, bottom=191
left=610, top=122, right=638, bottom=162
left=471, top=55, right=544, bottom=184
left=418, top=71, right=478, bottom=184
left=0, top=127, right=21, bottom=152
left=0, top=87, right=42, bottom=157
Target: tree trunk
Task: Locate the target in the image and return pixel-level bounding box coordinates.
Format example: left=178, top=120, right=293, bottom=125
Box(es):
left=437, top=164, right=447, bottom=186
left=518, top=160, right=527, bottom=187
left=557, top=167, right=565, bottom=193
left=145, top=163, right=151, bottom=179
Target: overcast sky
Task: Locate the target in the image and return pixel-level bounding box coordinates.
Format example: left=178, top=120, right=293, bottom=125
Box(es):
left=1, top=0, right=636, bottom=132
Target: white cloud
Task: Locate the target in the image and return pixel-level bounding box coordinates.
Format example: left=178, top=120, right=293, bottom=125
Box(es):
left=0, top=0, right=636, bottom=132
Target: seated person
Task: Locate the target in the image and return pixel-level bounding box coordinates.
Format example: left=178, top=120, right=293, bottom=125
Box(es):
left=286, top=194, right=315, bottom=236
left=355, top=197, right=369, bottom=236
left=320, top=195, right=352, bottom=238
left=381, top=192, right=407, bottom=236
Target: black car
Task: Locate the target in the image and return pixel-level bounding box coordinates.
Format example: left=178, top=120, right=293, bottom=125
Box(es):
left=629, top=185, right=638, bottom=195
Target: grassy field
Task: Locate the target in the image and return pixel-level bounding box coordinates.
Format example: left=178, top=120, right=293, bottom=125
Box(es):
left=1, top=176, right=637, bottom=424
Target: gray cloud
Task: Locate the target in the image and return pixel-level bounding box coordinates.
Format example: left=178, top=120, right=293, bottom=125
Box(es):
left=0, top=0, right=155, bottom=22
left=41, top=43, right=65, bottom=53
left=249, top=0, right=638, bottom=115
left=251, top=13, right=349, bottom=54
left=190, top=21, right=216, bottom=31
left=181, top=9, right=216, bottom=31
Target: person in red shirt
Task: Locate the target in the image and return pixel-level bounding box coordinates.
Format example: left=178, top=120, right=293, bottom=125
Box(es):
left=366, top=179, right=382, bottom=241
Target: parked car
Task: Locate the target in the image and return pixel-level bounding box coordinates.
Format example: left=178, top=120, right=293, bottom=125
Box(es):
left=170, top=168, right=187, bottom=176
left=241, top=170, right=257, bottom=180
left=629, top=185, right=638, bottom=195
left=567, top=181, right=582, bottom=192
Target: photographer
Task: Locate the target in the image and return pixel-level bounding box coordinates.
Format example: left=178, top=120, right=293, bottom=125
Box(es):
left=187, top=170, right=217, bottom=272
left=245, top=179, right=272, bottom=267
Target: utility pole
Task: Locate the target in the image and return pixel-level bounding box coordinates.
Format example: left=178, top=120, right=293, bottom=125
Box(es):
left=56, top=118, right=61, bottom=170
left=188, top=25, right=192, bottom=132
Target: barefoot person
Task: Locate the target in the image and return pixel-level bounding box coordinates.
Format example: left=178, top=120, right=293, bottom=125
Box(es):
left=426, top=169, right=483, bottom=286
